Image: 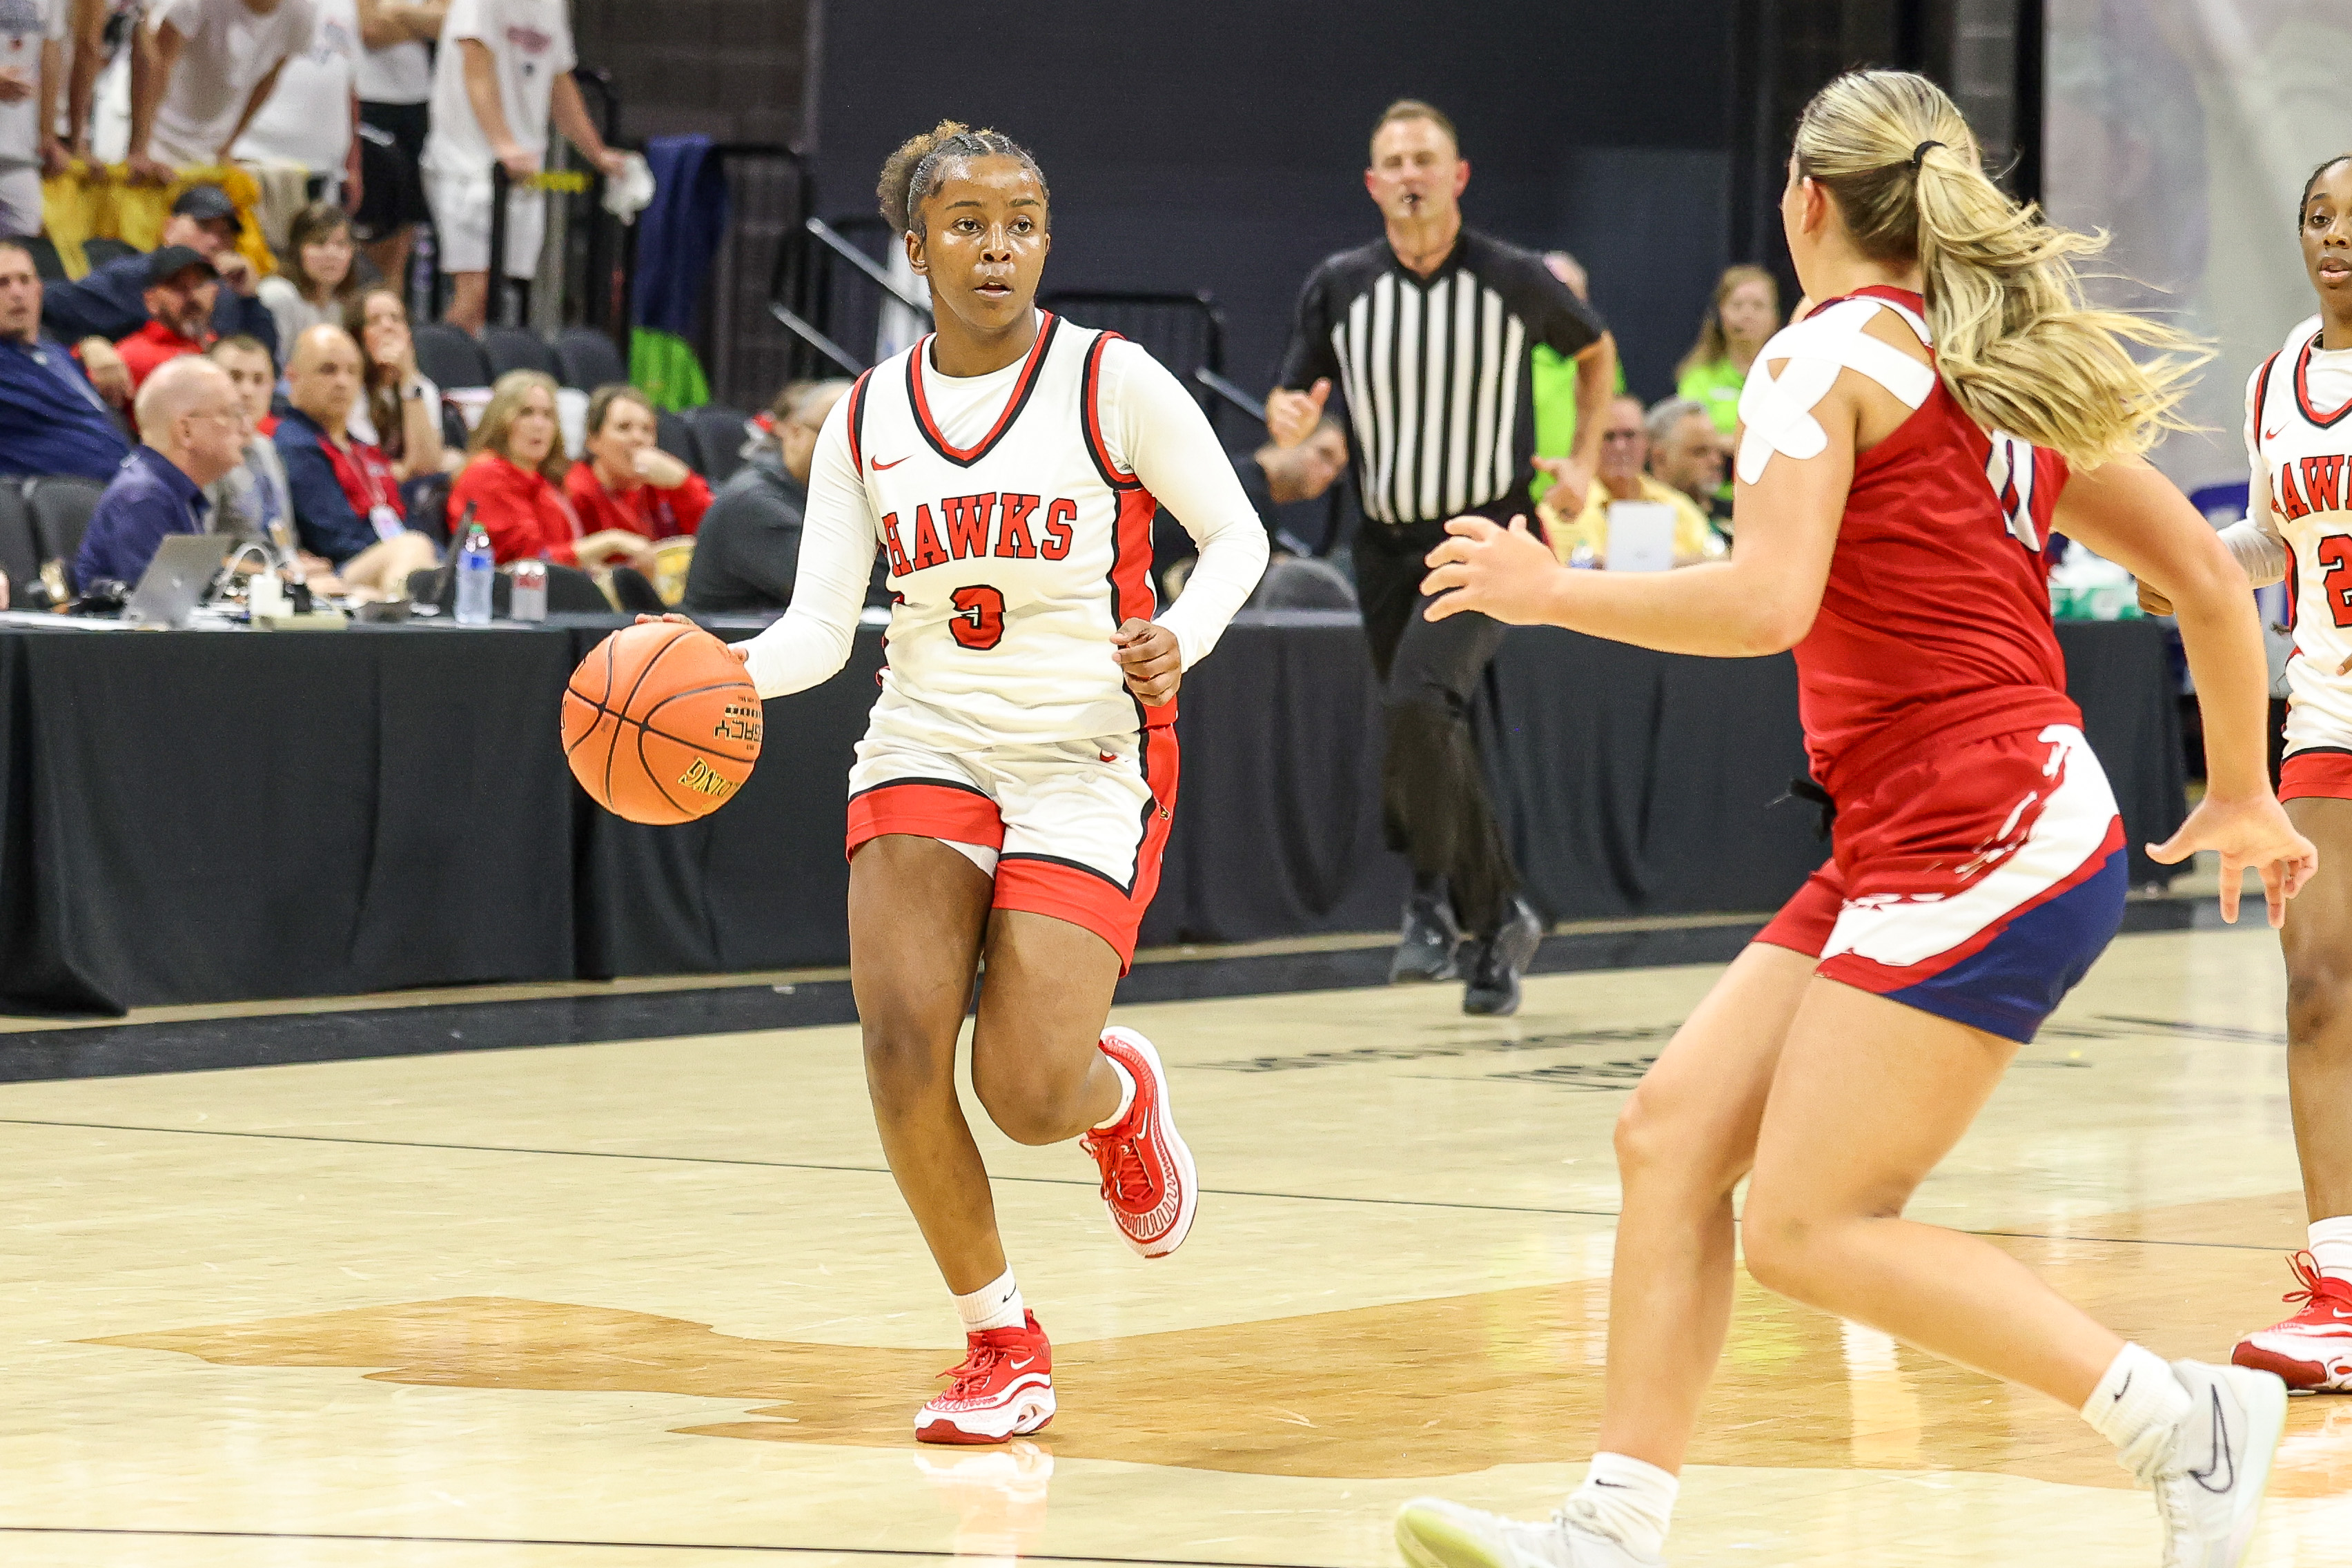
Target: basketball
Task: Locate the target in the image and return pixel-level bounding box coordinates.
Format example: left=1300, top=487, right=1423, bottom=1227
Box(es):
left=561, top=621, right=763, bottom=825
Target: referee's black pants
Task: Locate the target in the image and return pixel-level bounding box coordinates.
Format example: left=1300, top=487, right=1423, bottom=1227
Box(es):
left=1353, top=518, right=1520, bottom=939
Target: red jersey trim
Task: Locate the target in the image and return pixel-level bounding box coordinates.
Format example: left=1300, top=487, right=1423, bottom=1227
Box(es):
left=845, top=368, right=874, bottom=473
left=905, top=313, right=1060, bottom=467
left=1079, top=331, right=1140, bottom=491
left=2253, top=350, right=2280, bottom=451
left=2295, top=335, right=2352, bottom=429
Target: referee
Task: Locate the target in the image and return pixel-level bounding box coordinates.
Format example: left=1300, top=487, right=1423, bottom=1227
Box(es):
left=1270, top=99, right=1616, bottom=1016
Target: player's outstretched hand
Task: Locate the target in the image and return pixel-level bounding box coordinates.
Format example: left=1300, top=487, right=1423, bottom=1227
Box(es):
left=1421, top=514, right=1563, bottom=625
left=2145, top=792, right=2317, bottom=928
left=635, top=611, right=749, bottom=664
left=1265, top=378, right=1331, bottom=449
left=1113, top=618, right=1180, bottom=705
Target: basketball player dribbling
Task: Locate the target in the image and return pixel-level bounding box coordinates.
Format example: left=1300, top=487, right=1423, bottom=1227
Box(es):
left=1391, top=72, right=2317, bottom=1568
left=2142, top=151, right=2352, bottom=1397
left=726, top=122, right=1268, bottom=1442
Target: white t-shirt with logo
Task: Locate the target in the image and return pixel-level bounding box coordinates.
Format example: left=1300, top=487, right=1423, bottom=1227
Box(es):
left=145, top=0, right=318, bottom=166
left=232, top=0, right=355, bottom=171
left=354, top=35, right=427, bottom=104
left=418, top=0, right=570, bottom=182
left=0, top=0, right=65, bottom=168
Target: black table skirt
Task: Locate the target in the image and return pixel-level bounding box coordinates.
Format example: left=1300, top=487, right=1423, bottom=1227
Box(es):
left=0, top=614, right=2184, bottom=1013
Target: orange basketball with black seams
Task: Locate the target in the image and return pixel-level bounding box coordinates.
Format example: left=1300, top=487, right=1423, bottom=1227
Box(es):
left=561, top=621, right=763, bottom=824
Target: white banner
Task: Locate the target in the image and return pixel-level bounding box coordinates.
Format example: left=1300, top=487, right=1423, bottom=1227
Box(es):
left=2046, top=0, right=2352, bottom=491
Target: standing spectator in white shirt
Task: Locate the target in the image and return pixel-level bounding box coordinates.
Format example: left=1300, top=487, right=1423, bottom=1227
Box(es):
left=231, top=0, right=358, bottom=203
left=418, top=0, right=622, bottom=333
left=0, top=0, right=67, bottom=234
left=350, top=0, right=438, bottom=287
left=126, top=0, right=314, bottom=179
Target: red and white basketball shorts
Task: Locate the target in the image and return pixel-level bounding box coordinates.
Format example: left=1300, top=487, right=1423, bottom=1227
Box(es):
left=1757, top=724, right=2128, bottom=1043
left=845, top=723, right=1178, bottom=973
left=2280, top=747, right=2352, bottom=803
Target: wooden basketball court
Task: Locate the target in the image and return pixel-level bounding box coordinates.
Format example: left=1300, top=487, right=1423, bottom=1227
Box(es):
left=1, top=918, right=2346, bottom=1566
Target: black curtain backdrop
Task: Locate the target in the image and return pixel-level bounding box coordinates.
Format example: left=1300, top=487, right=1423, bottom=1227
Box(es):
left=0, top=616, right=2181, bottom=1015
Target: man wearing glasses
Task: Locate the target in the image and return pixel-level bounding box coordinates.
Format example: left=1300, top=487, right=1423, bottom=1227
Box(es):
left=70, top=354, right=245, bottom=591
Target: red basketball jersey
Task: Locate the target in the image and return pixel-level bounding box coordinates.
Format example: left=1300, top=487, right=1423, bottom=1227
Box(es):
left=1792, top=286, right=2077, bottom=799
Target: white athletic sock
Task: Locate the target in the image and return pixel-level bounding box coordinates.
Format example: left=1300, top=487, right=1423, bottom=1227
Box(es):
left=2080, top=1342, right=2192, bottom=1482
left=952, top=1268, right=1025, bottom=1335
left=1092, top=1052, right=1137, bottom=1132
left=2311, top=1216, right=2352, bottom=1284
left=1562, top=1451, right=1678, bottom=1561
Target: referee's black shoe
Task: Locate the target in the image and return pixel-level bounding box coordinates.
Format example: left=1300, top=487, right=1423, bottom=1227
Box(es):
left=1389, top=881, right=1464, bottom=983
left=1462, top=897, right=1544, bottom=1016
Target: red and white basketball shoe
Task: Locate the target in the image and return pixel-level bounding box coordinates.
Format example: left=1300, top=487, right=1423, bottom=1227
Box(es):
left=914, top=1311, right=1055, bottom=1444
left=1080, top=1027, right=1198, bottom=1259
left=2232, top=1251, right=2352, bottom=1393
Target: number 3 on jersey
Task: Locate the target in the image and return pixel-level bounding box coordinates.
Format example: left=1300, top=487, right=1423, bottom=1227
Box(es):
left=950, top=585, right=1006, bottom=649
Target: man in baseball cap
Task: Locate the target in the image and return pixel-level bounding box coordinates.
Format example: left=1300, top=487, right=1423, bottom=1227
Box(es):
left=37, top=184, right=279, bottom=364
left=115, top=246, right=223, bottom=394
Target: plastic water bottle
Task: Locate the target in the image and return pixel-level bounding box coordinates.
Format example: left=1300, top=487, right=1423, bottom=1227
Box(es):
left=510, top=558, right=547, bottom=622
left=454, top=516, right=495, bottom=626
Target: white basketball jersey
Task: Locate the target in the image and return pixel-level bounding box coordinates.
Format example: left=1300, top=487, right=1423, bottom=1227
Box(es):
left=2251, top=315, right=2352, bottom=753
left=848, top=315, right=1164, bottom=749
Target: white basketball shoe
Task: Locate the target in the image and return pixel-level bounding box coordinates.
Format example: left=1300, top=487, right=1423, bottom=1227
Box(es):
left=2147, top=1359, right=2287, bottom=1568
left=1394, top=1497, right=1661, bottom=1568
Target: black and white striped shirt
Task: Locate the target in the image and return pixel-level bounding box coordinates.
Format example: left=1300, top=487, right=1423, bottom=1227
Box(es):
left=1277, top=228, right=1606, bottom=530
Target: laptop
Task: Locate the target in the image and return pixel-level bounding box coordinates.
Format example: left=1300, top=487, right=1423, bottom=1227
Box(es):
left=126, top=533, right=232, bottom=627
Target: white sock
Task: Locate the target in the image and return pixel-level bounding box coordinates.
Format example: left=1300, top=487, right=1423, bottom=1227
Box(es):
left=952, top=1268, right=1025, bottom=1335
left=2311, top=1216, right=2352, bottom=1284
left=1562, top=1452, right=1678, bottom=1561
left=2080, top=1342, right=2191, bottom=1482
left=1092, top=1052, right=1137, bottom=1132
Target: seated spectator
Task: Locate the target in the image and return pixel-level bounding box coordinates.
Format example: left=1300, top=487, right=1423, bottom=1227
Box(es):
left=0, top=236, right=134, bottom=482
left=1529, top=250, right=1627, bottom=504
left=1644, top=395, right=1729, bottom=525
left=1152, top=415, right=1349, bottom=594
left=39, top=184, right=278, bottom=362
left=127, top=0, right=315, bottom=179
left=203, top=333, right=292, bottom=549
left=1536, top=393, right=1723, bottom=569
left=564, top=384, right=712, bottom=543
left=344, top=284, right=455, bottom=478
left=257, top=202, right=362, bottom=355
left=72, top=353, right=244, bottom=591
left=115, top=245, right=222, bottom=393
left=1675, top=264, right=1781, bottom=438
left=272, top=322, right=438, bottom=596
left=418, top=0, right=625, bottom=333
left=449, top=368, right=647, bottom=569
left=680, top=378, right=848, bottom=615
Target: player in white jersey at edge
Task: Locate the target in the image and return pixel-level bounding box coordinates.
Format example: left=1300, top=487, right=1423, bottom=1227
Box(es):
left=2146, top=151, right=2352, bottom=1394
left=723, top=121, right=1267, bottom=1443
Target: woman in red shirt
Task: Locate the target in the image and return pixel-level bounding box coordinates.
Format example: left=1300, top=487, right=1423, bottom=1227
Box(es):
left=448, top=371, right=651, bottom=571
left=564, top=384, right=713, bottom=540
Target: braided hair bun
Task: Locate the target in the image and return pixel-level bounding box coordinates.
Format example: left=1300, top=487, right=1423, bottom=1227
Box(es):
left=877, top=119, right=1050, bottom=236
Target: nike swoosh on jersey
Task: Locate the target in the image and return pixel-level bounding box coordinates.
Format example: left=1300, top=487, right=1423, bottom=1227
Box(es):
left=2267, top=425, right=2285, bottom=440
left=872, top=454, right=910, bottom=470
left=2186, top=1386, right=2236, bottom=1494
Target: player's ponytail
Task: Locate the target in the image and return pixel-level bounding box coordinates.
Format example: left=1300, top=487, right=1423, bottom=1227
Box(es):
left=1792, top=69, right=2206, bottom=471
left=877, top=119, right=1050, bottom=237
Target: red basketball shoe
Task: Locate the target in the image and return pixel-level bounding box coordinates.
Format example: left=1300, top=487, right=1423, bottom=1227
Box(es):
left=2232, top=1251, right=2352, bottom=1393
left=1080, top=1027, right=1198, bottom=1259
left=915, top=1311, right=1055, bottom=1444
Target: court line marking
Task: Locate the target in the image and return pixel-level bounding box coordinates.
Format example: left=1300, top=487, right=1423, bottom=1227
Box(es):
left=0, top=1117, right=1621, bottom=1219
left=0, top=1528, right=1335, bottom=1567
left=0, top=1117, right=2291, bottom=1251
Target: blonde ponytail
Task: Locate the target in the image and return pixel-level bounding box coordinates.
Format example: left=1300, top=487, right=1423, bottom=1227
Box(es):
left=1792, top=70, right=2206, bottom=471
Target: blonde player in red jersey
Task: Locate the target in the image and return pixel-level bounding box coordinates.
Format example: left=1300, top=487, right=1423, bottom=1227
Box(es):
left=725, top=122, right=1267, bottom=1442
left=1392, top=71, right=2314, bottom=1568
left=2142, top=152, right=2352, bottom=1395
